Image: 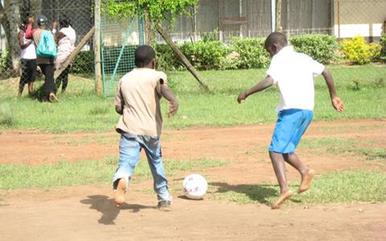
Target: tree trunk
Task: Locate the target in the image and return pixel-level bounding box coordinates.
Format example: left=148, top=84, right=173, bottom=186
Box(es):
left=155, top=23, right=209, bottom=91
left=4, top=0, right=21, bottom=75
left=275, top=0, right=282, bottom=32
left=144, top=11, right=154, bottom=45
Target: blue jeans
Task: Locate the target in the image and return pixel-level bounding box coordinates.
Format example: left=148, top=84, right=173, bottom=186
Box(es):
left=112, top=133, right=171, bottom=202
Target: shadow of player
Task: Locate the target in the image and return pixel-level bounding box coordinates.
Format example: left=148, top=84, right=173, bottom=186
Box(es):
left=80, top=195, right=155, bottom=225
left=210, top=182, right=279, bottom=206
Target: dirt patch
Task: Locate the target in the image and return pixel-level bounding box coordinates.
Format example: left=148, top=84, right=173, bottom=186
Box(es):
left=0, top=119, right=385, bottom=241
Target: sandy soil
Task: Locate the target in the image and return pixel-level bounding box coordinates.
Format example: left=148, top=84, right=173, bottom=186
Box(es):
left=0, top=119, right=385, bottom=241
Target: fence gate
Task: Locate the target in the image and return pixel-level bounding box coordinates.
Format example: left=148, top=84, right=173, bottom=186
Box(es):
left=100, top=16, right=145, bottom=97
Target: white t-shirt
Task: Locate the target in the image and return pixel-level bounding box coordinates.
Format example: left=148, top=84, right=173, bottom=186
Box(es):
left=266, top=46, right=325, bottom=112
left=20, top=34, right=37, bottom=60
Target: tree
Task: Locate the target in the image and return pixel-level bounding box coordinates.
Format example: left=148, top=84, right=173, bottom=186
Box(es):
left=104, top=0, right=209, bottom=91
left=0, top=0, right=42, bottom=76
left=0, top=0, right=22, bottom=75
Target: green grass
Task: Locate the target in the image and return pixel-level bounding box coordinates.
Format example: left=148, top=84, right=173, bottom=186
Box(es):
left=0, top=158, right=227, bottom=190
left=300, top=137, right=386, bottom=161
left=0, top=64, right=385, bottom=132
left=210, top=170, right=386, bottom=205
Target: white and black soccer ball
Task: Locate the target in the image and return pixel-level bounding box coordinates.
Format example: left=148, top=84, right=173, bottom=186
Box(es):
left=183, top=173, right=208, bottom=200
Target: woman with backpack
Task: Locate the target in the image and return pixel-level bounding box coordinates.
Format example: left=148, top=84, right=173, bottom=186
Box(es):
left=26, top=15, right=58, bottom=102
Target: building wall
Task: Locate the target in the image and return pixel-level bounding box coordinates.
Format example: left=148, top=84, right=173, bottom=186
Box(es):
left=333, top=0, right=386, bottom=38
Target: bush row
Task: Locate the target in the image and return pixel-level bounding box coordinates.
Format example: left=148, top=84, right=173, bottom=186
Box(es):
left=72, top=34, right=386, bottom=73
left=3, top=34, right=383, bottom=77
left=156, top=34, right=385, bottom=71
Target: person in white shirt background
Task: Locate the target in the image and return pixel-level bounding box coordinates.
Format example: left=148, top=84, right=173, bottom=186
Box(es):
left=237, top=32, right=344, bottom=209
left=55, top=17, right=76, bottom=93
left=18, top=16, right=37, bottom=96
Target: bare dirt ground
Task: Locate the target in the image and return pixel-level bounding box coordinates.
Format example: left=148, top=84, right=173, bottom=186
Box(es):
left=0, top=119, right=386, bottom=241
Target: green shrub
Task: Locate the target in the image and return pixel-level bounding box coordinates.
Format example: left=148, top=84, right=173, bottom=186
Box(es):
left=290, top=34, right=338, bottom=64
left=0, top=49, right=11, bottom=78
left=155, top=44, right=183, bottom=71
left=229, top=38, right=270, bottom=69
left=380, top=33, right=386, bottom=61
left=72, top=51, right=95, bottom=74
left=180, top=40, right=227, bottom=70
left=340, top=36, right=382, bottom=65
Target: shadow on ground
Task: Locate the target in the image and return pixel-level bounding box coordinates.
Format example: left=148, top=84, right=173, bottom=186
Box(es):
left=210, top=182, right=279, bottom=206
left=80, top=195, right=155, bottom=225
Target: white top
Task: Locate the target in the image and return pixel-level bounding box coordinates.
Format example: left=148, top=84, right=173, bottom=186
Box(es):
left=59, top=26, right=76, bottom=45
left=266, top=46, right=325, bottom=112
left=55, top=26, right=76, bottom=68
left=20, top=34, right=37, bottom=60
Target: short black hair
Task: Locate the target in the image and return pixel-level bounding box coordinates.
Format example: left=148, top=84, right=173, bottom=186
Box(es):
left=264, top=32, right=288, bottom=50
left=135, top=45, right=155, bottom=67
left=59, top=17, right=70, bottom=28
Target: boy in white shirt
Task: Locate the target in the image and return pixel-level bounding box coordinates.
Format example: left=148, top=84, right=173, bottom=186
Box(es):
left=237, top=32, right=344, bottom=209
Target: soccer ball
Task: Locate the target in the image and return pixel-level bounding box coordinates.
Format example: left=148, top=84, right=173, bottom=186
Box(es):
left=183, top=174, right=208, bottom=200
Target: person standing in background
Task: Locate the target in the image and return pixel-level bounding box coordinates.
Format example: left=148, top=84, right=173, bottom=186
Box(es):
left=18, top=16, right=37, bottom=96
left=26, top=15, right=58, bottom=102
left=55, top=17, right=76, bottom=93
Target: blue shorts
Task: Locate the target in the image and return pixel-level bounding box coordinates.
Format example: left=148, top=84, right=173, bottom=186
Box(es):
left=269, top=109, right=313, bottom=154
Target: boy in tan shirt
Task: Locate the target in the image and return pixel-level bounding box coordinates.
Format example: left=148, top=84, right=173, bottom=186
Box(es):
left=113, top=45, right=178, bottom=209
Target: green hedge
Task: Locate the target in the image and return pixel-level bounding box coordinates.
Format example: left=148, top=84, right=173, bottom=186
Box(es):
left=229, top=38, right=270, bottom=69
left=290, top=34, right=338, bottom=64
left=69, top=34, right=385, bottom=74
left=381, top=33, right=386, bottom=61
left=180, top=40, right=228, bottom=70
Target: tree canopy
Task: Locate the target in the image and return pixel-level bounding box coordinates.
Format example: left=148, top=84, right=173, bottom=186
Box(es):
left=104, top=0, right=198, bottom=21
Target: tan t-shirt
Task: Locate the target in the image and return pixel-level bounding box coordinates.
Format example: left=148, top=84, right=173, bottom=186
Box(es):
left=115, top=68, right=167, bottom=137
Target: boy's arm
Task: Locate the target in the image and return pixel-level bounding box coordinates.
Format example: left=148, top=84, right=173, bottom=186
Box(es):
left=160, top=81, right=179, bottom=117
left=321, top=68, right=344, bottom=112
left=237, top=75, right=274, bottom=103
left=114, top=83, right=124, bottom=115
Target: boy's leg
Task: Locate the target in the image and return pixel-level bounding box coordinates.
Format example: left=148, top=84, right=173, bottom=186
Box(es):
left=112, top=134, right=141, bottom=206
left=283, top=153, right=315, bottom=193
left=269, top=151, right=293, bottom=209
left=140, top=136, right=171, bottom=206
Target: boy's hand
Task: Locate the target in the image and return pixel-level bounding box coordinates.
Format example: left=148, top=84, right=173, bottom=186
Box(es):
left=237, top=91, right=248, bottom=103
left=332, top=96, right=344, bottom=112
left=168, top=101, right=179, bottom=117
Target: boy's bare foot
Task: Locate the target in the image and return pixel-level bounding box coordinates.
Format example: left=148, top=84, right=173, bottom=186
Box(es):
left=114, top=178, right=127, bottom=207
left=271, top=190, right=293, bottom=209
left=299, top=169, right=315, bottom=193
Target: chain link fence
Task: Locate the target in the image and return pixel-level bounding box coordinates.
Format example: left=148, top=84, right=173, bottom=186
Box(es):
left=100, top=16, right=144, bottom=96
left=0, top=0, right=385, bottom=95
left=0, top=0, right=95, bottom=80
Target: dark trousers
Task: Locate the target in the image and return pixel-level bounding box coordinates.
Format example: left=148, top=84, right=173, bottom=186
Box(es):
left=39, top=63, right=55, bottom=99
left=56, top=66, right=70, bottom=92
left=19, top=59, right=37, bottom=88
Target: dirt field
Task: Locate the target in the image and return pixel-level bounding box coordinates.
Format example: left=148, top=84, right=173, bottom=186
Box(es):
left=0, top=119, right=385, bottom=241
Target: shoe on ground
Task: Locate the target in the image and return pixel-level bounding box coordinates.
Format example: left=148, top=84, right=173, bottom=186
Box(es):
left=48, top=93, right=58, bottom=102
left=157, top=200, right=171, bottom=210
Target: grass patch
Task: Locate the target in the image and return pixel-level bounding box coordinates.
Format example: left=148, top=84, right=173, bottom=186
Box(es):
left=0, top=64, right=385, bottom=132
left=210, top=170, right=386, bottom=205
left=0, top=158, right=227, bottom=190
left=0, top=102, right=16, bottom=127
left=300, top=137, right=386, bottom=161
